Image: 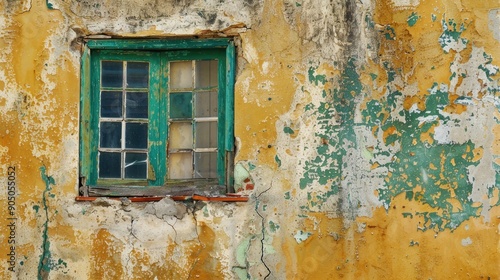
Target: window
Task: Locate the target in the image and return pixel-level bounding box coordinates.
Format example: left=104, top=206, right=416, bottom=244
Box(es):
left=79, top=39, right=235, bottom=197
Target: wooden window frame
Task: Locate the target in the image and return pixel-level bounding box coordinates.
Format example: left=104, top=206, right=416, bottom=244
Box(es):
left=79, top=38, right=235, bottom=198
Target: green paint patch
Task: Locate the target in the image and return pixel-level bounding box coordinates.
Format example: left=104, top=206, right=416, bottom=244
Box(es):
left=39, top=166, right=66, bottom=279
left=383, top=26, right=396, bottom=40
left=438, top=19, right=469, bottom=53
left=491, top=159, right=500, bottom=206
left=361, top=20, right=500, bottom=229
left=308, top=66, right=327, bottom=86
left=33, top=205, right=40, bottom=213
left=284, top=192, right=291, bottom=200
left=407, top=12, right=420, bottom=27
left=275, top=155, right=281, bottom=167
left=365, top=15, right=375, bottom=29
left=300, top=59, right=362, bottom=210
left=268, top=221, right=280, bottom=233
left=362, top=81, right=482, bottom=231
left=402, top=212, right=413, bottom=218
left=283, top=126, right=294, bottom=135
left=248, top=162, right=256, bottom=170
left=46, top=0, right=54, bottom=9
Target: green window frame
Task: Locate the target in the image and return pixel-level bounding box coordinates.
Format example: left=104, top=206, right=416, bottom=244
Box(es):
left=79, top=39, right=235, bottom=197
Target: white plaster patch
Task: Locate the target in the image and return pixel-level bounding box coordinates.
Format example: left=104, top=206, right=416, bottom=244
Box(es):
left=417, top=115, right=438, bottom=126
left=261, top=61, right=269, bottom=74
left=409, top=103, right=420, bottom=113
left=390, top=0, right=420, bottom=7
left=294, top=230, right=311, bottom=243
left=357, top=222, right=366, bottom=233
left=450, top=47, right=499, bottom=99
left=433, top=120, right=450, bottom=144
left=489, top=9, right=500, bottom=42
left=461, top=237, right=472, bottom=246
left=0, top=71, right=17, bottom=116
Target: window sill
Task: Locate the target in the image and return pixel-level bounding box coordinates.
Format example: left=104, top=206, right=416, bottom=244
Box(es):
left=75, top=194, right=248, bottom=203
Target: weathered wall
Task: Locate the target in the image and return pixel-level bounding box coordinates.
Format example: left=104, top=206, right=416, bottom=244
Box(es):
left=0, top=0, right=499, bottom=279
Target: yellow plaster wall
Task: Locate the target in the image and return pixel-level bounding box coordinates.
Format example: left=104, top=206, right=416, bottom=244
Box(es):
left=0, top=0, right=499, bottom=279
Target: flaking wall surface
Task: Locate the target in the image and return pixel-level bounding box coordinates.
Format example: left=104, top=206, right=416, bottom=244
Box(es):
left=0, top=0, right=499, bottom=279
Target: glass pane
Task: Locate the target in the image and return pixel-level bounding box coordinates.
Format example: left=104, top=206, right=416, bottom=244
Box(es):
left=170, top=92, right=192, bottom=119
left=195, top=121, right=217, bottom=148
left=126, top=92, right=148, bottom=119
left=127, top=62, right=149, bottom=88
left=100, top=122, right=121, bottom=148
left=169, top=122, right=193, bottom=149
left=195, top=60, right=218, bottom=88
left=168, top=152, right=192, bottom=179
left=195, top=152, right=217, bottom=178
left=101, top=91, right=123, bottom=118
left=170, top=61, right=193, bottom=89
left=195, top=91, right=218, bottom=117
left=125, top=123, right=148, bottom=149
left=102, top=61, right=123, bottom=88
left=125, top=152, right=147, bottom=179
left=99, top=152, right=121, bottom=178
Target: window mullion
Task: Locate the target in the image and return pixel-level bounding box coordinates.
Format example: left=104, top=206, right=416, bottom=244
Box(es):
left=121, top=61, right=127, bottom=179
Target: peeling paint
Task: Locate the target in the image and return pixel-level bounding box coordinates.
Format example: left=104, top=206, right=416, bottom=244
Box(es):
left=1, top=0, right=500, bottom=279
left=293, top=230, right=311, bottom=244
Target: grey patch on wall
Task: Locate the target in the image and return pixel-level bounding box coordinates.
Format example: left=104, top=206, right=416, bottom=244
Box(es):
left=282, top=0, right=378, bottom=64
left=145, top=197, right=188, bottom=220
left=3, top=0, right=31, bottom=14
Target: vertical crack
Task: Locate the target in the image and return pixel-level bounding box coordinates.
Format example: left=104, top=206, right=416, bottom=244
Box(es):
left=130, top=219, right=139, bottom=240
left=165, top=218, right=178, bottom=245
left=254, top=186, right=272, bottom=279
left=38, top=166, right=55, bottom=280
left=187, top=204, right=203, bottom=280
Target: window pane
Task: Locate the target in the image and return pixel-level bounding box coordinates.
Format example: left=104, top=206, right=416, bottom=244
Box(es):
left=194, top=152, right=217, bottom=178
left=127, top=62, right=149, bottom=88
left=168, top=152, right=192, bottom=179
left=101, top=91, right=123, bottom=118
left=195, top=60, right=218, bottom=88
left=170, top=92, right=192, bottom=119
left=170, top=61, right=193, bottom=89
left=99, top=152, right=121, bottom=178
left=126, top=92, right=148, bottom=119
left=100, top=122, right=122, bottom=148
left=125, top=152, right=147, bottom=179
left=169, top=122, right=193, bottom=149
left=195, top=91, right=218, bottom=117
left=195, top=121, right=217, bottom=148
left=102, top=61, right=123, bottom=88
left=125, top=123, right=148, bottom=149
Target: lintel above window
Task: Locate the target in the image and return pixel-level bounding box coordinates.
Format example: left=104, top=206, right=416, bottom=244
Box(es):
left=79, top=38, right=235, bottom=198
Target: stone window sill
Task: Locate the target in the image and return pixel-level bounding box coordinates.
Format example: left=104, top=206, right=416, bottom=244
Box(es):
left=75, top=194, right=248, bottom=202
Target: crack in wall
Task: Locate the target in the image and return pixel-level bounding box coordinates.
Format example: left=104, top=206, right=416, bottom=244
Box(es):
left=129, top=219, right=139, bottom=241
left=254, top=185, right=272, bottom=279
left=165, top=219, right=178, bottom=245
left=38, top=166, right=55, bottom=280
left=186, top=207, right=202, bottom=280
